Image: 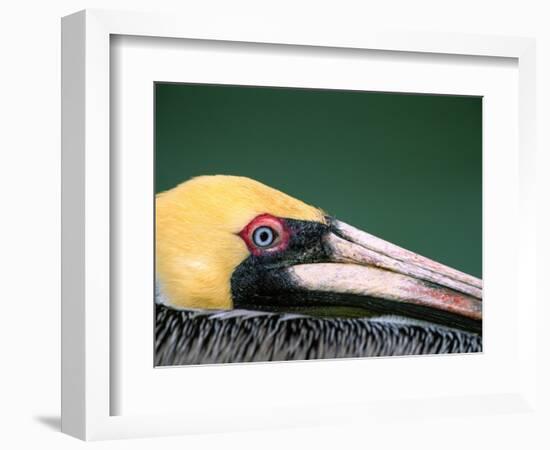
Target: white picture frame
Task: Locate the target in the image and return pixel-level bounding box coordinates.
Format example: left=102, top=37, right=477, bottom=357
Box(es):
left=61, top=9, right=537, bottom=441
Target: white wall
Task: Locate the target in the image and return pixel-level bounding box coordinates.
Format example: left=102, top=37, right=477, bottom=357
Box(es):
left=0, top=1, right=548, bottom=448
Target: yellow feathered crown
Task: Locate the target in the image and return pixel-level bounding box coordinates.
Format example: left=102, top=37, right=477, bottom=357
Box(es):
left=155, top=175, right=325, bottom=309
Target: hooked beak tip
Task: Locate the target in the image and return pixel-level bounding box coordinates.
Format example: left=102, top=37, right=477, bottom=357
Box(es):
left=286, top=218, right=482, bottom=331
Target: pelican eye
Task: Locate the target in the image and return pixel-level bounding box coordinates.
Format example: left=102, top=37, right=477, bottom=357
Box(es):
left=252, top=226, right=276, bottom=248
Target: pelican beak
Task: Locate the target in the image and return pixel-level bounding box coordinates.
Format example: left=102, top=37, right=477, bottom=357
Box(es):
left=284, top=218, right=482, bottom=333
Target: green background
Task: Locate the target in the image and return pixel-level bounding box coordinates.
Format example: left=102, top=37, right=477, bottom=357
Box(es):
left=155, top=83, right=482, bottom=278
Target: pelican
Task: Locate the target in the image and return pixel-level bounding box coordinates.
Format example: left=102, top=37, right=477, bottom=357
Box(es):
left=155, top=175, right=482, bottom=365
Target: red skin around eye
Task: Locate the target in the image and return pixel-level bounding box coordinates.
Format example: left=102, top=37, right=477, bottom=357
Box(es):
left=238, top=214, right=290, bottom=256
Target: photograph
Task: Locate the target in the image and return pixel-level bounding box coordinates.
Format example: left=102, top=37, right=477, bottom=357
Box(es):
left=154, top=82, right=483, bottom=366
left=40, top=2, right=542, bottom=445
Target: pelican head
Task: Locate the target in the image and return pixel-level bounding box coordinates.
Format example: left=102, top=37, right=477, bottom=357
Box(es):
left=156, top=175, right=482, bottom=333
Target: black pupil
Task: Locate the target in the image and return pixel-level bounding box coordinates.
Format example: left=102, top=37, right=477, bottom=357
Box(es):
left=254, top=226, right=275, bottom=247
